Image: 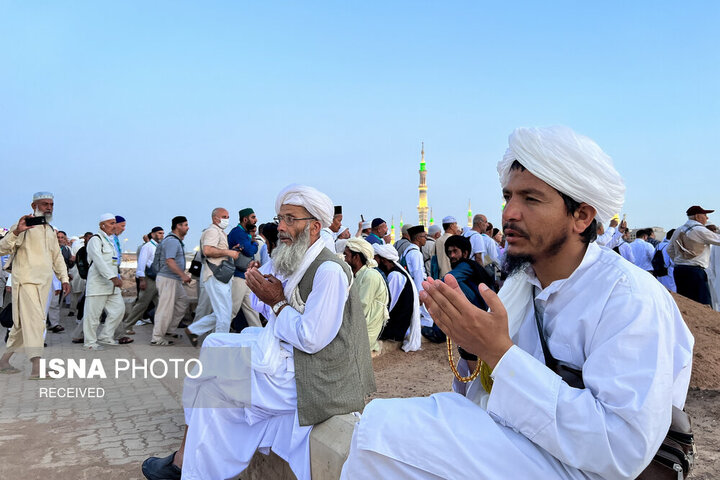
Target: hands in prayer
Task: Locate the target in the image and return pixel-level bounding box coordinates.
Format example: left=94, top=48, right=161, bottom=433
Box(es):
left=420, top=275, right=513, bottom=369
left=246, top=267, right=285, bottom=306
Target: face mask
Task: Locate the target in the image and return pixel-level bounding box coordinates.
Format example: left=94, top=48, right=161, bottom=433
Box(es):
left=218, top=218, right=229, bottom=230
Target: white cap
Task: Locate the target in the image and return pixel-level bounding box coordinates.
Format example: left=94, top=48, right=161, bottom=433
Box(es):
left=361, top=221, right=371, bottom=229
left=33, top=191, right=54, bottom=201
left=442, top=216, right=457, bottom=224
left=99, top=213, right=115, bottom=223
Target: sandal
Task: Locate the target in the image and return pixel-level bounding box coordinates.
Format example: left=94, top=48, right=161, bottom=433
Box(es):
left=49, top=325, right=65, bottom=333
left=165, top=333, right=181, bottom=339
left=150, top=339, right=174, bottom=346
left=118, top=336, right=134, bottom=344
left=72, top=337, right=84, bottom=344
left=184, top=327, right=199, bottom=347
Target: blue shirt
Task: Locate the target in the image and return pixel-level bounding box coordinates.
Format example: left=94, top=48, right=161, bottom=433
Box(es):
left=157, top=234, right=186, bottom=281
left=228, top=224, right=258, bottom=278
left=366, top=233, right=384, bottom=245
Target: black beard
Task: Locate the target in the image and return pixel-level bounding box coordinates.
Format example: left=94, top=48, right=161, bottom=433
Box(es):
left=501, top=254, right=533, bottom=277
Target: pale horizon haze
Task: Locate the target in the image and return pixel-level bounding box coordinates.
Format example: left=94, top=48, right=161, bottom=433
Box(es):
left=2, top=1, right=718, bottom=249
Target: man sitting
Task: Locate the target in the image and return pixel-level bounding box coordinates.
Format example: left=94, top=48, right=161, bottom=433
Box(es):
left=373, top=244, right=421, bottom=352
left=444, top=234, right=494, bottom=309
left=341, top=126, right=694, bottom=479
left=343, top=237, right=389, bottom=355
left=142, top=184, right=375, bottom=480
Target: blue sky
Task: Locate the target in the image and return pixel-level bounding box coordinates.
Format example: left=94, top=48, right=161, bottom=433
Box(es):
left=2, top=1, right=718, bottom=249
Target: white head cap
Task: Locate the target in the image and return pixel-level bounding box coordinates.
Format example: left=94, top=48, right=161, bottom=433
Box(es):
left=361, top=221, right=371, bottom=230
left=275, top=184, right=334, bottom=228
left=33, top=191, right=54, bottom=201
left=373, top=244, right=399, bottom=262
left=441, top=216, right=457, bottom=224
left=497, top=126, right=625, bottom=224
left=99, top=213, right=115, bottom=223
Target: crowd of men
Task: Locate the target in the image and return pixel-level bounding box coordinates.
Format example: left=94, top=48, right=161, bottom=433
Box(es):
left=0, top=124, right=713, bottom=478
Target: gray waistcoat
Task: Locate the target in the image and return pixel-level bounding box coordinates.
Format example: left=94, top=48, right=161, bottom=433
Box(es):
left=294, top=248, right=376, bottom=426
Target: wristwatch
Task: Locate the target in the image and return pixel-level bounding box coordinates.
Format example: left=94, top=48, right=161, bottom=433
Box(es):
left=271, top=300, right=288, bottom=316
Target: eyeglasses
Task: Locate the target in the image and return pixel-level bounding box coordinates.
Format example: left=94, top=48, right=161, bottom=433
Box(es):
left=274, top=215, right=317, bottom=226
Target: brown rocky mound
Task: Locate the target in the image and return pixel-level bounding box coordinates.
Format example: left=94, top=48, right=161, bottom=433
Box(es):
left=671, top=293, right=720, bottom=390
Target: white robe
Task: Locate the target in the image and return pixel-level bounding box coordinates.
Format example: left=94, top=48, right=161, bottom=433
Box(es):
left=181, top=239, right=348, bottom=480
left=341, top=242, right=694, bottom=480
left=707, top=244, right=720, bottom=311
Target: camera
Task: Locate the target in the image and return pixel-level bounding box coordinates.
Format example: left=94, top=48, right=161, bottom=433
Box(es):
left=25, top=216, right=48, bottom=227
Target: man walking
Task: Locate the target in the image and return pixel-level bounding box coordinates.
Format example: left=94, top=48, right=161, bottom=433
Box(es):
left=185, top=208, right=239, bottom=345
left=0, top=192, right=69, bottom=378
left=228, top=208, right=261, bottom=328
left=151, top=216, right=191, bottom=346
left=84, top=213, right=125, bottom=350
left=118, top=226, right=164, bottom=335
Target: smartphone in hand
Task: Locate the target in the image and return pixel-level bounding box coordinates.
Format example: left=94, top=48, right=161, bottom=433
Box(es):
left=25, top=216, right=47, bottom=227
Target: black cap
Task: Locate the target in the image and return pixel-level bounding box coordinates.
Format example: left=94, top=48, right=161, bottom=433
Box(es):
left=408, top=225, right=425, bottom=237
left=334, top=206, right=342, bottom=215
left=172, top=216, right=188, bottom=229
left=371, top=217, right=386, bottom=228
left=151, top=226, right=164, bottom=233
left=686, top=205, right=714, bottom=216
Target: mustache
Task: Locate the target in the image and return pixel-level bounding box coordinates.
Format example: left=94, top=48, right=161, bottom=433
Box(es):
left=278, top=232, right=293, bottom=241
left=502, top=222, right=529, bottom=237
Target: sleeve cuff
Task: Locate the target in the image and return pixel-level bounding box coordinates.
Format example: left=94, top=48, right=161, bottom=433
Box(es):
left=486, top=345, right=561, bottom=439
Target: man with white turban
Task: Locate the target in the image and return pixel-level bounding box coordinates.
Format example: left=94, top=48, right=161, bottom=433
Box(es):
left=143, top=184, right=375, bottom=480
left=373, top=244, right=421, bottom=352
left=0, top=192, right=69, bottom=378
left=341, top=126, right=694, bottom=479
left=343, top=237, right=389, bottom=354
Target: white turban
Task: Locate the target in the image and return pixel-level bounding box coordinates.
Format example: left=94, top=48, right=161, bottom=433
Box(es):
left=346, top=238, right=378, bottom=268
left=497, top=126, right=625, bottom=224
left=373, top=244, right=399, bottom=262
left=99, top=212, right=115, bottom=223
left=275, top=184, right=334, bottom=228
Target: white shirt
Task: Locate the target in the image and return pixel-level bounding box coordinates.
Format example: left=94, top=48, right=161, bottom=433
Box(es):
left=595, top=226, right=616, bottom=246
left=482, top=243, right=694, bottom=478
left=136, top=240, right=158, bottom=278
left=481, top=233, right=500, bottom=265
left=401, top=244, right=426, bottom=292
left=629, top=237, right=655, bottom=271
left=463, top=229, right=486, bottom=259
left=345, top=243, right=694, bottom=480
left=668, top=219, right=720, bottom=268
left=617, top=240, right=635, bottom=264
left=320, top=228, right=336, bottom=252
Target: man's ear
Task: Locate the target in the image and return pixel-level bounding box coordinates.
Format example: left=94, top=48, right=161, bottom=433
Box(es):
left=573, top=204, right=596, bottom=234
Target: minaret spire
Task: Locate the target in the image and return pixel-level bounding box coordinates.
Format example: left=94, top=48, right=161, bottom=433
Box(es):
left=417, top=142, right=429, bottom=226
left=467, top=199, right=473, bottom=227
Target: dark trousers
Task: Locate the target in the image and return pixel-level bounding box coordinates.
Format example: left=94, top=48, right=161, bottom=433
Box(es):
left=674, top=264, right=712, bottom=305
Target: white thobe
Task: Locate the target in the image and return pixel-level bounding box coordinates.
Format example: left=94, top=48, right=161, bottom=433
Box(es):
left=617, top=241, right=635, bottom=264
left=320, top=228, right=336, bottom=252
left=341, top=242, right=693, bottom=480
left=181, top=258, right=348, bottom=480
left=402, top=245, right=432, bottom=327
left=656, top=239, right=676, bottom=293
left=707, top=245, right=720, bottom=311
left=595, top=226, right=616, bottom=247
left=629, top=238, right=654, bottom=271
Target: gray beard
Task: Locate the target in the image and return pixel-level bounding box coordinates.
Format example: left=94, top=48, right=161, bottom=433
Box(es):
left=272, top=224, right=311, bottom=278
left=34, top=208, right=53, bottom=224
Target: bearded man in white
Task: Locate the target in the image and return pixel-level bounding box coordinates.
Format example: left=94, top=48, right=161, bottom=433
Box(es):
left=341, top=126, right=694, bottom=479
left=143, top=184, right=374, bottom=480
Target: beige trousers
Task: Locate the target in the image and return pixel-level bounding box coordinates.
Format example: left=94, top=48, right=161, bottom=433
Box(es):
left=152, top=275, right=188, bottom=342
left=7, top=282, right=52, bottom=359
left=116, top=277, right=157, bottom=338
left=231, top=276, right=261, bottom=327
left=83, top=291, right=125, bottom=347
